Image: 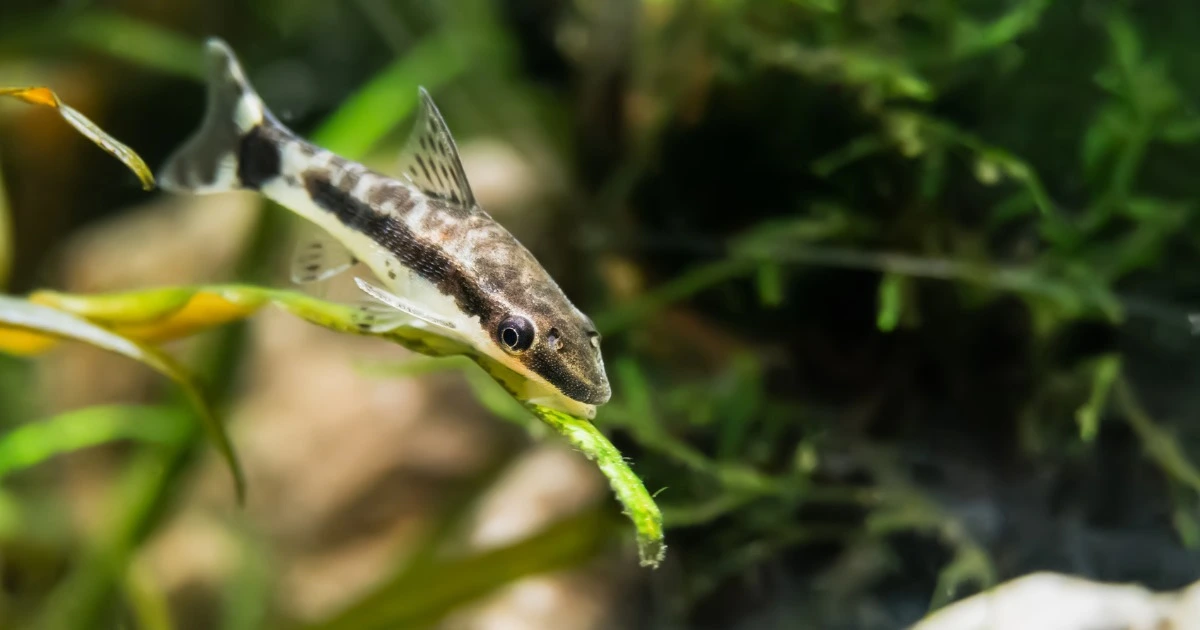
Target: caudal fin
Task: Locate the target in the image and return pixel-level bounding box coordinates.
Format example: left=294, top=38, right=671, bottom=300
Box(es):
left=159, top=38, right=283, bottom=194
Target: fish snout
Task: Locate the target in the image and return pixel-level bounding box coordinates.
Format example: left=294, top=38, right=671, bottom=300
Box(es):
left=576, top=373, right=612, bottom=405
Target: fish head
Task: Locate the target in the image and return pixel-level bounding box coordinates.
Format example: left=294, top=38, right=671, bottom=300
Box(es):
left=481, top=288, right=611, bottom=417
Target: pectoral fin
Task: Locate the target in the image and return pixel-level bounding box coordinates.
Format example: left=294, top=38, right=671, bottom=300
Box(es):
left=354, top=277, right=457, bottom=330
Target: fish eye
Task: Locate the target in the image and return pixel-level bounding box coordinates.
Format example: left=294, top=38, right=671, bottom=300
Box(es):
left=587, top=331, right=600, bottom=350
left=497, top=315, right=534, bottom=352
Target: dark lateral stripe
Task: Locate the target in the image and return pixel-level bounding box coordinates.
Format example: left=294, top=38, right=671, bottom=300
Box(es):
left=302, top=174, right=495, bottom=322
left=238, top=126, right=282, bottom=190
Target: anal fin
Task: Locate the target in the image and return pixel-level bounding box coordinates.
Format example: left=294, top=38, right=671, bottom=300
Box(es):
left=351, top=301, right=413, bottom=334
left=290, top=222, right=356, bottom=285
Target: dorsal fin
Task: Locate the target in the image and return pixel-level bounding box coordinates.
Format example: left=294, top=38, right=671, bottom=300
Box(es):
left=396, top=88, right=476, bottom=208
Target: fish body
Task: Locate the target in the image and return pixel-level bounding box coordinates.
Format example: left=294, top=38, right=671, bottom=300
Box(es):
left=159, top=39, right=609, bottom=418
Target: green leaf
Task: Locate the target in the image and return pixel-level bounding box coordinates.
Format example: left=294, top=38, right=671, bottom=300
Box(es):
left=1160, top=116, right=1200, bottom=143
left=1106, top=15, right=1143, bottom=81
left=1116, top=376, right=1200, bottom=493
left=812, top=135, right=887, bottom=176
left=312, top=32, right=471, bottom=157
left=1075, top=355, right=1120, bottom=442
left=755, top=262, right=785, bottom=308
left=0, top=296, right=245, bottom=500
left=1082, top=107, right=1124, bottom=178
left=218, top=529, right=273, bottom=630
left=6, top=284, right=668, bottom=567
left=0, top=405, right=189, bottom=480
left=734, top=208, right=858, bottom=250
left=922, top=147, right=947, bottom=199
left=613, top=358, right=660, bottom=434
left=951, top=0, right=1051, bottom=60
left=593, top=259, right=756, bottom=335
left=1170, top=487, right=1200, bottom=550
left=715, top=355, right=764, bottom=461
left=61, top=11, right=206, bottom=80
left=124, top=559, right=178, bottom=630
left=987, top=192, right=1037, bottom=229
left=876, top=273, right=904, bottom=332
left=928, top=544, right=996, bottom=612
left=306, top=507, right=613, bottom=630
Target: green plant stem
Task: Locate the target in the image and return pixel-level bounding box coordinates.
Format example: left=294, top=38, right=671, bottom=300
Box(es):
left=35, top=318, right=253, bottom=630
left=33, top=197, right=287, bottom=630
left=26, top=29, right=505, bottom=626
left=1109, top=126, right=1149, bottom=203
left=1115, top=375, right=1200, bottom=492
left=122, top=546, right=178, bottom=630
left=528, top=404, right=666, bottom=568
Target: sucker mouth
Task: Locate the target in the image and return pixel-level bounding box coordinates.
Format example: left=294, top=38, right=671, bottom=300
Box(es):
left=573, top=380, right=612, bottom=406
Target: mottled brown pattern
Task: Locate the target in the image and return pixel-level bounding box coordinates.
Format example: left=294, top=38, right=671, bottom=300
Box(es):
left=303, top=173, right=497, bottom=323
left=171, top=36, right=610, bottom=405
left=366, top=178, right=409, bottom=210
left=298, top=163, right=609, bottom=404
left=436, top=206, right=609, bottom=404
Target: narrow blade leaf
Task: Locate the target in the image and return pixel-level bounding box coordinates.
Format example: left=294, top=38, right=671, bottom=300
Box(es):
left=0, top=86, right=156, bottom=190
left=0, top=286, right=664, bottom=562
left=307, top=507, right=612, bottom=630
left=0, top=405, right=190, bottom=480
left=0, top=296, right=244, bottom=500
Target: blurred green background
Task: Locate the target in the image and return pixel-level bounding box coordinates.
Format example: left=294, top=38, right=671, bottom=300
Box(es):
left=3, top=0, right=1200, bottom=628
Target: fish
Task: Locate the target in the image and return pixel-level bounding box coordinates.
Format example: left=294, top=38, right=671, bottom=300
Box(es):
left=158, top=38, right=610, bottom=419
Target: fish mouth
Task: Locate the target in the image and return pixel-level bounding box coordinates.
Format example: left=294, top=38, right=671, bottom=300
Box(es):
left=540, top=370, right=609, bottom=407
left=571, top=378, right=611, bottom=406
left=554, top=363, right=611, bottom=406
left=515, top=369, right=605, bottom=419
left=519, top=344, right=611, bottom=408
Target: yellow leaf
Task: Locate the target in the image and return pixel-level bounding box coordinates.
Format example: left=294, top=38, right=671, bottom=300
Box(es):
left=114, top=291, right=264, bottom=342
left=0, top=86, right=156, bottom=190
left=0, top=327, right=60, bottom=355
left=30, top=287, right=194, bottom=324
left=0, top=86, right=58, bottom=108
left=0, top=296, right=244, bottom=500
left=3, top=285, right=665, bottom=564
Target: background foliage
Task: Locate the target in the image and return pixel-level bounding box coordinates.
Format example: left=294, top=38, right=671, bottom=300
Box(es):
left=3, top=0, right=1200, bottom=629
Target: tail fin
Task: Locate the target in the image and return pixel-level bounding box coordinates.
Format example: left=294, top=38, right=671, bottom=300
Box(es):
left=159, top=38, right=282, bottom=194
